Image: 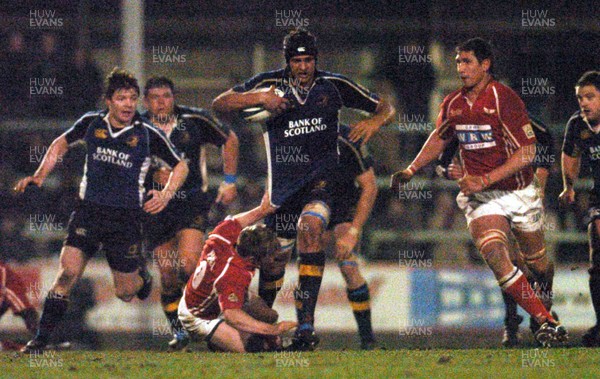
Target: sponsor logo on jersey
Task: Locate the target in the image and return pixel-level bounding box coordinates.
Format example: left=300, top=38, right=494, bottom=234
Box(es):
left=456, top=124, right=496, bottom=150
left=126, top=135, right=139, bottom=147
left=206, top=251, right=216, bottom=270
left=589, top=146, right=600, bottom=160
left=94, top=128, right=108, bottom=139
left=522, top=123, right=535, bottom=139
left=483, top=107, right=496, bottom=115
left=316, top=95, right=329, bottom=107
left=284, top=117, right=327, bottom=137
left=450, top=108, right=463, bottom=117
left=75, top=228, right=87, bottom=236
left=228, top=293, right=239, bottom=303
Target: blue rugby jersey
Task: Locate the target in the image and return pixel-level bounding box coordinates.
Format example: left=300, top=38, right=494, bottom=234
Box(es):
left=233, top=68, right=379, bottom=206
left=62, top=110, right=182, bottom=209
left=142, top=105, right=229, bottom=195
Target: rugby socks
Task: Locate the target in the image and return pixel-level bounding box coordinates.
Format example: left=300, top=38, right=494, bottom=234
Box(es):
left=501, top=290, right=518, bottom=322
left=589, top=270, right=600, bottom=326
left=347, top=283, right=375, bottom=344
left=161, top=289, right=184, bottom=333
left=35, top=291, right=69, bottom=343
left=259, top=271, right=285, bottom=308
left=295, top=252, right=325, bottom=326
left=499, top=267, right=555, bottom=324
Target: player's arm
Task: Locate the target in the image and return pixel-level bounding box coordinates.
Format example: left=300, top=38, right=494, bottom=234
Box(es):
left=530, top=114, right=554, bottom=198
left=216, top=130, right=239, bottom=205
left=233, top=191, right=276, bottom=229
left=14, top=135, right=69, bottom=192
left=336, top=168, right=377, bottom=259
left=349, top=98, right=396, bottom=144
left=559, top=153, right=580, bottom=205
left=212, top=86, right=289, bottom=114
left=390, top=129, right=450, bottom=191
left=222, top=308, right=296, bottom=336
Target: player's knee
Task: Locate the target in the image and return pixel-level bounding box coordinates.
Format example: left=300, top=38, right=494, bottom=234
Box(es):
left=475, top=229, right=509, bottom=262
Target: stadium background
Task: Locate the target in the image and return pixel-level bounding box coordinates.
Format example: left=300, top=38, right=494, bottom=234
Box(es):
left=0, top=0, right=599, bottom=350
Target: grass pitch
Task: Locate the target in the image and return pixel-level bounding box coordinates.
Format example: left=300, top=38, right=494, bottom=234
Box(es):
left=2, top=348, right=600, bottom=379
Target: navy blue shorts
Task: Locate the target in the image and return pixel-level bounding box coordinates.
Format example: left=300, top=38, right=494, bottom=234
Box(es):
left=265, top=176, right=333, bottom=239
left=144, top=191, right=212, bottom=250
left=64, top=200, right=142, bottom=273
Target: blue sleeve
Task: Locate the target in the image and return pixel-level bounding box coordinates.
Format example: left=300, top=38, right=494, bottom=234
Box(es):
left=146, top=123, right=183, bottom=168
left=325, top=74, right=379, bottom=113
left=62, top=111, right=101, bottom=144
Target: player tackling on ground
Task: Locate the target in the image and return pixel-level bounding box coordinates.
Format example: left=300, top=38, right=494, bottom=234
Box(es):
left=142, top=76, right=239, bottom=349
left=559, top=71, right=600, bottom=347
left=213, top=28, right=395, bottom=350
left=15, top=68, right=189, bottom=352
left=391, top=38, right=566, bottom=347
left=178, top=193, right=297, bottom=352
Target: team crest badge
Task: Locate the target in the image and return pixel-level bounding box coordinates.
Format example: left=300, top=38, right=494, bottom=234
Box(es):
left=94, top=129, right=108, bottom=139
left=315, top=180, right=327, bottom=190
left=228, top=293, right=239, bottom=303
left=316, top=95, right=329, bottom=106
left=127, top=244, right=139, bottom=257
left=126, top=135, right=139, bottom=147
left=179, top=131, right=191, bottom=145
left=483, top=107, right=496, bottom=115
left=581, top=130, right=592, bottom=140
left=450, top=109, right=463, bottom=117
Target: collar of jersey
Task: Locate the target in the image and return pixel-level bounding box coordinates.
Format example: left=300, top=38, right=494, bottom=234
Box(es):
left=102, top=113, right=139, bottom=138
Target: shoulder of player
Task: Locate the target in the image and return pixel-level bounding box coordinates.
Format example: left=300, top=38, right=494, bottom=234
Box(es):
left=317, top=71, right=363, bottom=90
left=490, top=80, right=522, bottom=102
left=176, top=105, right=221, bottom=127
left=209, top=218, right=243, bottom=244
left=240, top=69, right=286, bottom=91
left=75, top=110, right=106, bottom=126
left=565, top=111, right=585, bottom=130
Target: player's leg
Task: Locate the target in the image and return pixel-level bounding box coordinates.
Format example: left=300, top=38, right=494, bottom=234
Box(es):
left=333, top=223, right=376, bottom=349
left=583, top=218, right=600, bottom=347
left=258, top=237, right=293, bottom=308
left=3, top=266, right=39, bottom=334
left=469, top=215, right=557, bottom=328
left=23, top=245, right=90, bottom=351
left=501, top=243, right=525, bottom=347
left=294, top=200, right=330, bottom=348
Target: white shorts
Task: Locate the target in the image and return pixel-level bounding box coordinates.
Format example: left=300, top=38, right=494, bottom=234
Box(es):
left=178, top=292, right=224, bottom=342
left=456, top=182, right=543, bottom=232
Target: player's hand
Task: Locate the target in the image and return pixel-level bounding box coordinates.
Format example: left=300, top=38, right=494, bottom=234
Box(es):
left=261, top=85, right=289, bottom=114
left=275, top=321, right=298, bottom=334
left=216, top=182, right=237, bottom=205
left=447, top=163, right=464, bottom=180
left=152, top=167, right=171, bottom=186
left=14, top=176, right=43, bottom=193
left=390, top=168, right=414, bottom=194
left=258, top=191, right=276, bottom=216
left=349, top=119, right=380, bottom=144
left=558, top=188, right=575, bottom=206
left=335, top=228, right=359, bottom=261
left=458, top=175, right=485, bottom=195
left=143, top=189, right=173, bottom=214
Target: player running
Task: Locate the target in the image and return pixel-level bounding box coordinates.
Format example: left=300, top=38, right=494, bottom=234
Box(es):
left=259, top=125, right=378, bottom=350
left=437, top=114, right=555, bottom=346
left=559, top=71, right=600, bottom=347
left=15, top=68, right=189, bottom=352
left=213, top=28, right=395, bottom=349
left=178, top=193, right=298, bottom=352
left=391, top=38, right=566, bottom=347
left=142, top=76, right=239, bottom=350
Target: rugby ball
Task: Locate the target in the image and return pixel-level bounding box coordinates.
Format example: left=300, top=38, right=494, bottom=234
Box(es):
left=242, top=87, right=285, bottom=122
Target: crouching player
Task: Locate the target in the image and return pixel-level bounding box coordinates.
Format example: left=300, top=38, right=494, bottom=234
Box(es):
left=178, top=194, right=297, bottom=352
left=391, top=38, right=566, bottom=347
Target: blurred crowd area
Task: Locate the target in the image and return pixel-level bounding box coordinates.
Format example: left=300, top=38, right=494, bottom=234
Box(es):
left=0, top=2, right=596, bottom=265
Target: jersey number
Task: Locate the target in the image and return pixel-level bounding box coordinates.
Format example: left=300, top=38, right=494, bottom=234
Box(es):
left=191, top=261, right=208, bottom=289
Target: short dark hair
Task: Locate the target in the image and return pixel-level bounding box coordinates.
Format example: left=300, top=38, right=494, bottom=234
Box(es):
left=283, top=28, right=318, bottom=63
left=237, top=224, right=280, bottom=262
left=144, top=76, right=175, bottom=97
left=456, top=37, right=494, bottom=73
left=576, top=71, right=600, bottom=90
left=104, top=67, right=139, bottom=99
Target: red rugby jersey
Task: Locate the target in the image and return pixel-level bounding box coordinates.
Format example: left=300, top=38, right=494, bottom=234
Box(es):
left=183, top=218, right=255, bottom=319
left=436, top=80, right=536, bottom=190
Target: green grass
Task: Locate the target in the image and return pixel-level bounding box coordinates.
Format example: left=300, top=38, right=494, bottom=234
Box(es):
left=2, top=349, right=600, bottom=379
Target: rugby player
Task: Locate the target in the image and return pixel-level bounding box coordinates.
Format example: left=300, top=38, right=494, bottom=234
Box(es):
left=15, top=68, right=189, bottom=352
left=142, top=76, right=239, bottom=350
left=559, top=71, right=600, bottom=347
left=259, top=125, right=378, bottom=350
left=178, top=193, right=297, bottom=353
left=437, top=114, right=555, bottom=346
left=213, top=28, right=395, bottom=349
left=391, top=38, right=566, bottom=347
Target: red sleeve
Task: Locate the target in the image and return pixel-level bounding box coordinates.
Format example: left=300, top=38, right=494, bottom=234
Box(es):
left=216, top=265, right=250, bottom=312
left=436, top=94, right=454, bottom=140
left=497, top=85, right=536, bottom=148
left=209, top=218, right=243, bottom=246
